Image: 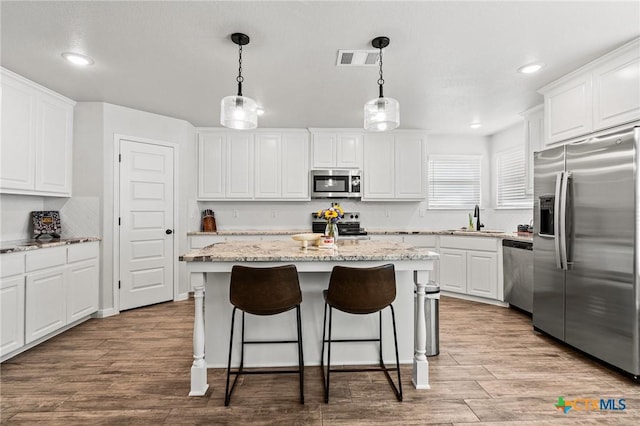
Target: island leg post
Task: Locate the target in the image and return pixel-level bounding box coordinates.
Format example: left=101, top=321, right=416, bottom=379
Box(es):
left=189, top=272, right=209, bottom=396
left=412, top=270, right=430, bottom=389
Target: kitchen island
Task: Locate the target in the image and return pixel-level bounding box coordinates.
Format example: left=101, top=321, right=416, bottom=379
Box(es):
left=180, top=239, right=439, bottom=397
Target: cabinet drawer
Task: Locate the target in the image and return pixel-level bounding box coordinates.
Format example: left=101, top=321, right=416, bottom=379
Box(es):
left=25, top=246, right=66, bottom=272
left=1, top=252, right=25, bottom=278
left=67, top=241, right=99, bottom=263
left=440, top=236, right=497, bottom=252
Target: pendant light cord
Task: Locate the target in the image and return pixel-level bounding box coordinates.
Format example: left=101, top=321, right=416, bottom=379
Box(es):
left=378, top=46, right=385, bottom=98
left=236, top=44, right=244, bottom=96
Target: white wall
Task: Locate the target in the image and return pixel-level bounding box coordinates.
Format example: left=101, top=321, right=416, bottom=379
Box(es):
left=0, top=194, right=44, bottom=240
left=70, top=102, right=195, bottom=316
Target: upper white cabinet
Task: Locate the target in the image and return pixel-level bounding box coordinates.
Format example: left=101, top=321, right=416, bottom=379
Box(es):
left=363, top=131, right=426, bottom=201
left=539, top=38, right=640, bottom=145
left=521, top=104, right=544, bottom=194
left=255, top=131, right=310, bottom=200
left=310, top=129, right=363, bottom=169
left=0, top=68, right=74, bottom=196
left=197, top=129, right=309, bottom=201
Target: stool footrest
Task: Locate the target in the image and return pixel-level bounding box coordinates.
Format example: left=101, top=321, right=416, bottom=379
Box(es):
left=229, top=369, right=301, bottom=376
left=244, top=339, right=299, bottom=344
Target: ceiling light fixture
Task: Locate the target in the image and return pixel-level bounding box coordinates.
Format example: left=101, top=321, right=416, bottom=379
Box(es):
left=220, top=33, right=258, bottom=130
left=61, top=52, right=94, bottom=66
left=470, top=122, right=482, bottom=129
left=364, top=36, right=399, bottom=132
left=518, top=62, right=545, bottom=74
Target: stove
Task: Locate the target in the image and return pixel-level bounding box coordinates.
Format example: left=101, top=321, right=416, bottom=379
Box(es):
left=311, top=211, right=368, bottom=236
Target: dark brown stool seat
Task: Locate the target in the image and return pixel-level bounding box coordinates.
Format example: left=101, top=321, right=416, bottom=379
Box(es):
left=320, top=264, right=402, bottom=403
left=225, top=265, right=304, bottom=406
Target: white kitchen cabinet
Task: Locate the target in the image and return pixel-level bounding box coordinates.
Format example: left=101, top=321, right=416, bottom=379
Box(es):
left=539, top=38, right=640, bottom=145
left=466, top=251, right=498, bottom=299
left=0, top=275, right=25, bottom=357
left=227, top=133, right=254, bottom=199
left=363, top=131, right=426, bottom=201
left=1, top=241, right=99, bottom=361
left=438, top=236, right=502, bottom=301
left=439, top=248, right=467, bottom=293
left=522, top=104, right=544, bottom=194
left=25, top=266, right=67, bottom=344
left=66, top=242, right=99, bottom=323
left=0, top=68, right=74, bottom=196
left=198, top=129, right=309, bottom=201
left=592, top=44, right=640, bottom=131
left=310, top=130, right=363, bottom=169
left=281, top=132, right=310, bottom=199
left=255, top=131, right=310, bottom=200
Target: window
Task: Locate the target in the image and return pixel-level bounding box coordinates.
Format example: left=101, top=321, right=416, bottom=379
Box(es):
left=428, top=155, right=481, bottom=209
left=495, top=148, right=533, bottom=208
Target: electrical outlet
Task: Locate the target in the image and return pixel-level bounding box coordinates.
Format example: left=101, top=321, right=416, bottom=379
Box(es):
left=233, top=210, right=239, bottom=218
left=385, top=210, right=390, bottom=218
left=419, top=209, right=425, bottom=218
left=271, top=210, right=277, bottom=218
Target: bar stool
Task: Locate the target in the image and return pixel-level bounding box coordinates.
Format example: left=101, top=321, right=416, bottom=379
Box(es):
left=225, top=264, right=304, bottom=406
left=320, top=264, right=402, bottom=403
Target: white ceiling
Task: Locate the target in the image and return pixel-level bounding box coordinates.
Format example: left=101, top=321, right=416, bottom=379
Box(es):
left=2, top=1, right=639, bottom=135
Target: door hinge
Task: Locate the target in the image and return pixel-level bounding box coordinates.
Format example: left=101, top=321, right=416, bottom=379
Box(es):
left=118, top=217, right=121, bottom=226
left=118, top=280, right=121, bottom=289
left=119, top=154, right=122, bottom=163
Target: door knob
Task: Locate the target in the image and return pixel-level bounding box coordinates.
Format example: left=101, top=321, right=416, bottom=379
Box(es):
left=166, top=229, right=173, bottom=235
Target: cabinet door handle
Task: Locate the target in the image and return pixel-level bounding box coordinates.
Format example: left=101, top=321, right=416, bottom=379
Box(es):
left=165, top=229, right=173, bottom=235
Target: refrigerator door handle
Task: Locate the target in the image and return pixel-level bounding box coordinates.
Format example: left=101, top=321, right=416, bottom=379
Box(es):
left=554, top=172, right=564, bottom=269
left=559, top=171, right=571, bottom=270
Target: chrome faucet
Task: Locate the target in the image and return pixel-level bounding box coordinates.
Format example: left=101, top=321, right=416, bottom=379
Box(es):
left=474, top=205, right=484, bottom=231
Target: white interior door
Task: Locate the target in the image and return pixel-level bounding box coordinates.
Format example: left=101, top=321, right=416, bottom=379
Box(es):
left=119, top=139, right=174, bottom=311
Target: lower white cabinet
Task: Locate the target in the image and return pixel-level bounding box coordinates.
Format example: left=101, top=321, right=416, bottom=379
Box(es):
left=439, top=236, right=502, bottom=301
left=0, top=241, right=99, bottom=360
left=25, top=266, right=67, bottom=344
left=0, top=275, right=25, bottom=355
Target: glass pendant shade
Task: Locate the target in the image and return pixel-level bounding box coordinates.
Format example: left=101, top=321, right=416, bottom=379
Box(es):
left=220, top=95, right=257, bottom=130
left=364, top=97, right=400, bottom=131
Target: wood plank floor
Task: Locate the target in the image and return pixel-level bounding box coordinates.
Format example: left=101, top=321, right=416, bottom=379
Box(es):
left=2, top=296, right=639, bottom=425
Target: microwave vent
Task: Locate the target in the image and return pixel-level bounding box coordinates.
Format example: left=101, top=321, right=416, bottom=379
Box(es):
left=336, top=50, right=380, bottom=67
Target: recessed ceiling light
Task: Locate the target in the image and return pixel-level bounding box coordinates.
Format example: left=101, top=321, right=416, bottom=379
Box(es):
left=470, top=122, right=482, bottom=129
left=61, top=52, right=94, bottom=66
left=518, top=62, right=545, bottom=74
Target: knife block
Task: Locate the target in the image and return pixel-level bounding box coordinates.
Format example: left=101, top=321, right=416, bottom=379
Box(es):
left=202, top=214, right=217, bottom=232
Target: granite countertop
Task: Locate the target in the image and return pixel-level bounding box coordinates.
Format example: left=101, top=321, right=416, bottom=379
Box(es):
left=187, top=229, right=533, bottom=242
left=180, top=239, right=439, bottom=263
left=0, top=237, right=101, bottom=254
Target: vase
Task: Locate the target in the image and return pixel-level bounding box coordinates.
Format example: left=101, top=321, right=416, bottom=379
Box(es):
left=325, top=222, right=339, bottom=240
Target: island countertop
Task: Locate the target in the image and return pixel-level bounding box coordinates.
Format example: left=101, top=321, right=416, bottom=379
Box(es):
left=179, top=239, right=439, bottom=263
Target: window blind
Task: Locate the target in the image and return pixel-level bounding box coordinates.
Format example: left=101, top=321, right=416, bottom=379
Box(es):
left=496, top=148, right=533, bottom=208
left=428, top=155, right=481, bottom=209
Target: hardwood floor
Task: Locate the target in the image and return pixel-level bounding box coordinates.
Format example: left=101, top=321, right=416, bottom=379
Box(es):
left=2, top=296, right=639, bottom=424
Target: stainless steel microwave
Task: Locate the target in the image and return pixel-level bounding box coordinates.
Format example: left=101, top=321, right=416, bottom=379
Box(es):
left=310, top=169, right=361, bottom=199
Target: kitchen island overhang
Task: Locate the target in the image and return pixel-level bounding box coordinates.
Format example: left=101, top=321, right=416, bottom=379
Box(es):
left=180, top=239, right=439, bottom=397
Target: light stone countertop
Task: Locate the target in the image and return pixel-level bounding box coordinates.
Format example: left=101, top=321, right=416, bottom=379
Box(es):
left=187, top=229, right=533, bottom=242
left=180, top=239, right=439, bottom=263
left=0, top=237, right=101, bottom=254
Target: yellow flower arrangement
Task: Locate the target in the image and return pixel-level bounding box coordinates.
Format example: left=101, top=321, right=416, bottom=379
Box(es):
left=316, top=204, right=344, bottom=224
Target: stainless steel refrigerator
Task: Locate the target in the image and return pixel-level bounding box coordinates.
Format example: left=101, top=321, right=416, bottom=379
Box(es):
left=533, top=125, right=640, bottom=378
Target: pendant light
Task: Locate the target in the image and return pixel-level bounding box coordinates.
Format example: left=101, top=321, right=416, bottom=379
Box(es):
left=220, top=33, right=258, bottom=130
left=364, top=36, right=399, bottom=132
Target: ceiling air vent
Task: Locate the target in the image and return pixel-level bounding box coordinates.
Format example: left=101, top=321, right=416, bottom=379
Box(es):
left=336, top=50, right=380, bottom=67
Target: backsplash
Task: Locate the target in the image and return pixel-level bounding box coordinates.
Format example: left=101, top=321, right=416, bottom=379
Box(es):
left=0, top=194, right=45, bottom=240
left=44, top=196, right=100, bottom=239
left=196, top=200, right=532, bottom=235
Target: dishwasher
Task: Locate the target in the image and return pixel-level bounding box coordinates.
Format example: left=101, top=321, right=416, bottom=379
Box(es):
left=502, top=239, right=533, bottom=314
